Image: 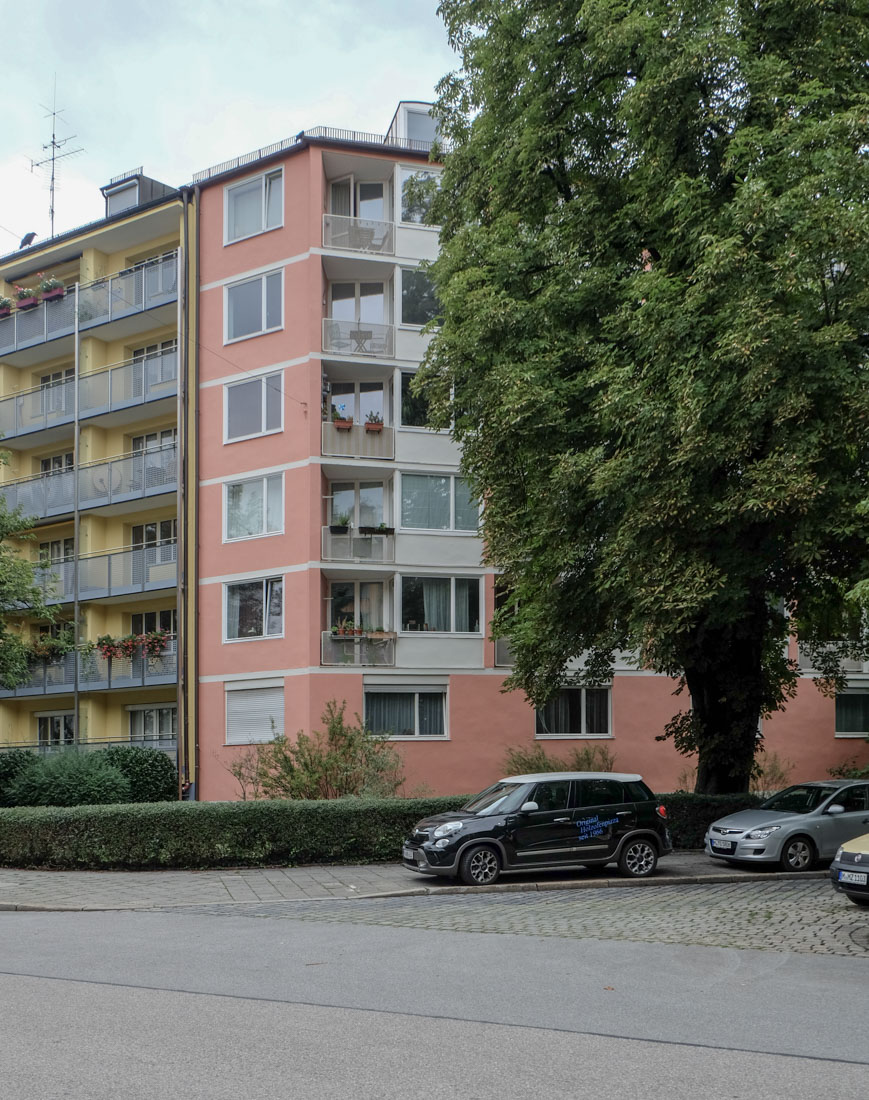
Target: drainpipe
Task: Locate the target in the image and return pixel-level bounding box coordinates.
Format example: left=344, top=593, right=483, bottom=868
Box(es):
left=192, top=185, right=202, bottom=800
left=176, top=194, right=188, bottom=799
left=72, top=281, right=81, bottom=744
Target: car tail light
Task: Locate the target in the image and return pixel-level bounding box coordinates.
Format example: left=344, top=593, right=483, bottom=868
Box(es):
left=655, top=804, right=667, bottom=819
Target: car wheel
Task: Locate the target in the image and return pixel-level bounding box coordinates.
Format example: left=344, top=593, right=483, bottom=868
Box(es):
left=458, top=844, right=501, bottom=886
left=778, top=836, right=815, bottom=872
left=618, top=838, right=658, bottom=878
left=845, top=893, right=869, bottom=907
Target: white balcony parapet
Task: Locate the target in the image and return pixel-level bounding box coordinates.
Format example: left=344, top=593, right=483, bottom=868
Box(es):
left=321, top=631, right=395, bottom=667
left=322, top=317, right=394, bottom=358
left=0, top=252, right=178, bottom=358
left=323, top=214, right=395, bottom=255
left=0, top=443, right=177, bottom=521
left=321, top=422, right=394, bottom=460
left=321, top=526, right=394, bottom=562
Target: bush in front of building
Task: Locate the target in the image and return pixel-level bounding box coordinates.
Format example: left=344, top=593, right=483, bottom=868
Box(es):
left=662, top=792, right=765, bottom=848
left=99, top=745, right=178, bottom=803
left=4, top=752, right=131, bottom=808
left=0, top=749, right=38, bottom=807
left=0, top=795, right=470, bottom=869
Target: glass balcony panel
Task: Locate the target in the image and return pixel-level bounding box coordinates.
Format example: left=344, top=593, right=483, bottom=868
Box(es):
left=322, top=318, right=394, bottom=358
left=321, top=631, right=395, bottom=667
left=321, top=527, right=394, bottom=562
left=322, top=214, right=394, bottom=254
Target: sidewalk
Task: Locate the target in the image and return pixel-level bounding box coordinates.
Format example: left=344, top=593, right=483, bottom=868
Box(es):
left=0, top=851, right=827, bottom=912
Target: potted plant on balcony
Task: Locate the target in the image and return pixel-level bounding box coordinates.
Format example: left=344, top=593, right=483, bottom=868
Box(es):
left=37, top=272, right=65, bottom=303
left=0, top=295, right=12, bottom=318
left=329, top=510, right=352, bottom=535
left=359, top=520, right=395, bottom=536
left=14, top=285, right=39, bottom=310
left=364, top=410, right=384, bottom=433
left=28, top=627, right=75, bottom=662
left=331, top=405, right=354, bottom=431
left=337, top=617, right=355, bottom=637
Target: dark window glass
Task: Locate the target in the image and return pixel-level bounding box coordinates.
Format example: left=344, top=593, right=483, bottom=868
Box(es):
left=579, top=779, right=624, bottom=807
left=401, top=371, right=430, bottom=427
left=529, top=780, right=571, bottom=812
left=401, top=269, right=439, bottom=326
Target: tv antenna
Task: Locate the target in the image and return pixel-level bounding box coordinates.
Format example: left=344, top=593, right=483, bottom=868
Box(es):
left=30, top=79, right=84, bottom=239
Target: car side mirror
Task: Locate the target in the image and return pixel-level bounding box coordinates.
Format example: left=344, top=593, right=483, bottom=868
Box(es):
left=520, top=801, right=538, bottom=813
left=826, top=804, right=845, bottom=815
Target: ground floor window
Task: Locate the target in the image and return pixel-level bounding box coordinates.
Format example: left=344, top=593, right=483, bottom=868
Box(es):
left=129, top=705, right=177, bottom=743
left=835, top=692, right=869, bottom=736
left=225, top=683, right=285, bottom=744
left=37, top=712, right=74, bottom=747
left=365, top=690, right=446, bottom=738
left=535, top=688, right=611, bottom=737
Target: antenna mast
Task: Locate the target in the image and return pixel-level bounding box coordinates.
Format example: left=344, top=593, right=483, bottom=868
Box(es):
left=30, top=79, right=83, bottom=238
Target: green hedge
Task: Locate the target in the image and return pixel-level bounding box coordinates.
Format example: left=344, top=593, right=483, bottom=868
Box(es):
left=0, top=791, right=764, bottom=870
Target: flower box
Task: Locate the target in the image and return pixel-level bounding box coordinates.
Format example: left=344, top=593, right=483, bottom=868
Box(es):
left=358, top=526, right=394, bottom=536
left=16, top=297, right=38, bottom=310
left=364, top=422, right=383, bottom=433
left=41, top=287, right=65, bottom=303
left=333, top=418, right=354, bottom=431
left=0, top=308, right=10, bottom=319
left=329, top=524, right=350, bottom=535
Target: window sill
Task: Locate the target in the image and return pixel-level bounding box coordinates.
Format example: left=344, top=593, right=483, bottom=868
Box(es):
left=834, top=732, right=869, bottom=738
left=535, top=734, right=614, bottom=741
left=399, top=631, right=482, bottom=638
left=386, top=735, right=450, bottom=742
left=399, top=528, right=479, bottom=536
left=224, top=634, right=284, bottom=644
left=223, top=530, right=284, bottom=544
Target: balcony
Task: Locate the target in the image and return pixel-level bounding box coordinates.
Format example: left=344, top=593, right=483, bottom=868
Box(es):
left=321, top=631, right=395, bottom=667
left=323, top=214, right=394, bottom=255
left=0, top=636, right=178, bottom=697
left=0, top=349, right=178, bottom=442
left=34, top=542, right=177, bottom=605
left=0, top=252, right=178, bottom=360
left=0, top=736, right=177, bottom=757
left=322, top=318, right=394, bottom=358
left=322, top=422, right=394, bottom=460
left=0, top=443, right=177, bottom=521
left=321, top=526, right=394, bottom=562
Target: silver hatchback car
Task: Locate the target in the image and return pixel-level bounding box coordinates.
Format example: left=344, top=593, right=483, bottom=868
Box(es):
left=705, top=780, right=869, bottom=871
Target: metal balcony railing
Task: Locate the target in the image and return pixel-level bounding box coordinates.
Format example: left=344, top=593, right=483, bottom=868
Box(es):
left=322, top=318, right=394, bottom=358
left=34, top=542, right=177, bottom=605
left=0, top=443, right=177, bottom=520
left=0, top=252, right=178, bottom=357
left=0, top=348, right=178, bottom=441
left=0, top=736, right=177, bottom=757
left=321, top=631, right=395, bottom=667
left=0, top=636, right=178, bottom=697
left=321, top=422, right=394, bottom=460
left=322, top=214, right=395, bottom=254
left=321, top=526, right=394, bottom=562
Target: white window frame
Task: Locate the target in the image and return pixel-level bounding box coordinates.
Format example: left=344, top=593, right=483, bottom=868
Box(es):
left=364, top=686, right=448, bottom=740
left=223, top=473, right=285, bottom=542
left=35, top=711, right=75, bottom=746
left=223, top=371, right=283, bottom=443
left=223, top=575, right=284, bottom=643
left=225, top=679, right=285, bottom=745
left=399, top=472, right=479, bottom=533
left=534, top=687, right=613, bottom=740
left=834, top=689, right=869, bottom=737
left=224, top=167, right=284, bottom=245
left=398, top=574, right=483, bottom=635
left=396, top=165, right=441, bottom=227
left=127, top=704, right=178, bottom=743
left=224, top=270, right=284, bottom=344
left=398, top=266, right=439, bottom=329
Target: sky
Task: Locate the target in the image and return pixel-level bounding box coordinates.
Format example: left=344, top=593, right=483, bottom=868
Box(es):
left=0, top=0, right=458, bottom=254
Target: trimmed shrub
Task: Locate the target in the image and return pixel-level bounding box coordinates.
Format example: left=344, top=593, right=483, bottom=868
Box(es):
left=5, top=752, right=131, bottom=808
left=660, top=792, right=765, bottom=849
left=503, top=742, right=616, bottom=775
left=0, top=749, right=38, bottom=807
left=99, top=745, right=178, bottom=803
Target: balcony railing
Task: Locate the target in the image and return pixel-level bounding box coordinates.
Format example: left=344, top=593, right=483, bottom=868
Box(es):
left=0, top=736, right=177, bottom=757
left=0, top=349, right=178, bottom=441
left=34, top=542, right=177, bottom=605
left=321, top=526, right=394, bottom=562
left=0, top=636, right=178, bottom=697
left=0, top=252, right=178, bottom=358
left=0, top=443, right=177, bottom=520
left=322, top=318, right=394, bottom=358
left=322, top=214, right=395, bottom=255
left=321, top=631, right=395, bottom=666
left=321, top=422, right=394, bottom=460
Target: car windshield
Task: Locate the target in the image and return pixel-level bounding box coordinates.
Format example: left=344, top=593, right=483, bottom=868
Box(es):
left=761, top=785, right=838, bottom=815
left=462, top=782, right=527, bottom=816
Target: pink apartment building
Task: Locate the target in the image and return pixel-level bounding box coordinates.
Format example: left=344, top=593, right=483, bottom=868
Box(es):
left=190, top=103, right=869, bottom=800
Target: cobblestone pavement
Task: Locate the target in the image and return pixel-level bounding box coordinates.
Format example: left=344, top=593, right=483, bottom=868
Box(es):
left=159, top=880, right=869, bottom=958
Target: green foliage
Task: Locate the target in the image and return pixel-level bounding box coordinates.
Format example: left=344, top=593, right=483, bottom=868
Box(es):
left=99, top=745, right=178, bottom=803
left=5, top=752, right=130, bottom=808
left=0, top=796, right=469, bottom=869
left=226, top=700, right=406, bottom=801
left=422, top=0, right=869, bottom=793
left=661, top=793, right=765, bottom=849
left=829, top=752, right=869, bottom=780
left=0, top=749, right=37, bottom=807
left=503, top=741, right=616, bottom=775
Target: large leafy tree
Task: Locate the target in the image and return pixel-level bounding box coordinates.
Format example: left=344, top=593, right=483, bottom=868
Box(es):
left=0, top=494, right=56, bottom=689
left=420, top=0, right=869, bottom=792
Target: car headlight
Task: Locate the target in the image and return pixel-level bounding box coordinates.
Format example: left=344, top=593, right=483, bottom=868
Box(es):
left=433, top=821, right=464, bottom=839
left=745, top=825, right=782, bottom=840
left=835, top=846, right=844, bottom=862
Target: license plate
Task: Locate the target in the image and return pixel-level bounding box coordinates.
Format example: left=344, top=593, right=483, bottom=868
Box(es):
left=711, top=839, right=734, bottom=851
left=838, top=870, right=868, bottom=885
left=402, top=846, right=415, bottom=862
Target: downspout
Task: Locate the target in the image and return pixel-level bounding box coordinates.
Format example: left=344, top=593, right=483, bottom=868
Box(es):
left=192, top=185, right=202, bottom=800
left=72, top=281, right=81, bottom=743
left=176, top=192, right=189, bottom=798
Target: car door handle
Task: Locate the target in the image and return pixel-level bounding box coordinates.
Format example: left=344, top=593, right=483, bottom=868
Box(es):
left=616, top=811, right=632, bottom=817
left=553, top=817, right=570, bottom=823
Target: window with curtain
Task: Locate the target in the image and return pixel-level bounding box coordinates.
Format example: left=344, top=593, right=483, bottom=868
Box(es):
left=129, top=705, right=177, bottom=743
left=330, top=580, right=385, bottom=631
left=400, top=474, right=478, bottom=531
left=365, top=691, right=446, bottom=737
left=401, top=576, right=480, bottom=633
left=535, top=688, right=611, bottom=737
left=226, top=271, right=282, bottom=341
left=226, top=169, right=283, bottom=242
left=225, top=474, right=283, bottom=540
left=226, top=576, right=283, bottom=640
left=836, top=693, right=869, bottom=736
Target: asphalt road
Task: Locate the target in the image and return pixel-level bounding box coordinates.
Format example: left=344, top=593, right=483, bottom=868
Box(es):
left=0, top=881, right=865, bottom=1099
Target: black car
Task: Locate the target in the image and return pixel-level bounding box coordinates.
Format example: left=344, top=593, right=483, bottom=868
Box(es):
left=402, top=771, right=672, bottom=886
